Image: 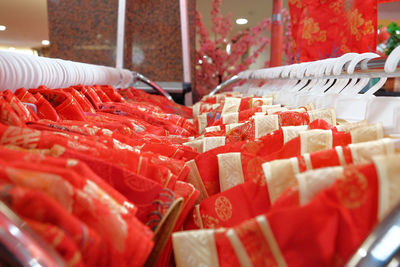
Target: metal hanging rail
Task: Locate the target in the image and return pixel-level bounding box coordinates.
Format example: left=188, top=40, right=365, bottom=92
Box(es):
left=132, top=72, right=174, bottom=101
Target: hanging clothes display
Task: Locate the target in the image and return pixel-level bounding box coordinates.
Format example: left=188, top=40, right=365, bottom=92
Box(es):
left=173, top=91, right=400, bottom=267
left=0, top=56, right=200, bottom=266
left=1, top=49, right=400, bottom=267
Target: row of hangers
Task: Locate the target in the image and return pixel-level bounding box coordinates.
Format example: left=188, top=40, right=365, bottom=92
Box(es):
left=0, top=51, right=174, bottom=101
left=210, top=46, right=400, bottom=135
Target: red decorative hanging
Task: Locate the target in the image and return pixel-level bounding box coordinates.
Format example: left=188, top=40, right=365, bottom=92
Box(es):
left=289, top=0, right=378, bottom=62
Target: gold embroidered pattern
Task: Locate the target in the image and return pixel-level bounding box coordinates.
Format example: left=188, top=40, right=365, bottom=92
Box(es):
left=1, top=126, right=41, bottom=149
left=335, top=167, right=368, bottom=209
left=347, top=9, right=375, bottom=41
left=234, top=218, right=282, bottom=266
left=329, top=0, right=344, bottom=15
left=289, top=0, right=302, bottom=8
left=215, top=196, right=233, bottom=221
left=246, top=157, right=267, bottom=186
left=201, top=214, right=220, bottom=229
left=301, top=17, right=327, bottom=45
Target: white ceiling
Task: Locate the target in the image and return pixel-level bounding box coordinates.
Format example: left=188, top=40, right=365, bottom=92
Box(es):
left=0, top=0, right=48, bottom=48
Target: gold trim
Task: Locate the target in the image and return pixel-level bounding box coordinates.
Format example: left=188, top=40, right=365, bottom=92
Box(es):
left=335, top=146, right=347, bottom=166
left=373, top=154, right=400, bottom=221
left=218, top=152, right=245, bottom=192
left=67, top=252, right=82, bottom=266
left=256, top=216, right=287, bottom=267
left=303, top=153, right=313, bottom=170
left=186, top=160, right=209, bottom=201
left=226, top=229, right=253, bottom=267
left=173, top=229, right=220, bottom=267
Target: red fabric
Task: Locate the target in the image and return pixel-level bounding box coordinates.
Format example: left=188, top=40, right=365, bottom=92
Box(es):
left=98, top=102, right=196, bottom=136
left=73, top=85, right=104, bottom=109
left=29, top=88, right=86, bottom=121
left=0, top=124, right=181, bottom=191
left=289, top=0, right=378, bottom=62
left=29, top=92, right=61, bottom=121
left=195, top=129, right=285, bottom=196
left=1, top=184, right=102, bottom=266
left=206, top=162, right=379, bottom=266
left=0, top=84, right=199, bottom=266
left=210, top=106, right=264, bottom=127
left=27, top=219, right=85, bottom=267
left=2, top=90, right=38, bottom=122
left=121, top=87, right=193, bottom=119
left=99, top=85, right=126, bottom=103
left=266, top=163, right=379, bottom=265
left=0, top=158, right=154, bottom=267
left=225, top=112, right=317, bottom=143
left=185, top=182, right=270, bottom=230
left=0, top=99, right=25, bottom=126
left=155, top=181, right=200, bottom=267
left=214, top=229, right=241, bottom=267
left=187, top=129, right=363, bottom=230
left=63, top=88, right=97, bottom=113
left=93, top=86, right=112, bottom=103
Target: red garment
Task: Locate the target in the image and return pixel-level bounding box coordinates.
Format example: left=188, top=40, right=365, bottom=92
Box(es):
left=176, top=155, right=400, bottom=266
left=73, top=85, right=104, bottom=110
left=225, top=114, right=330, bottom=143
left=121, top=87, right=193, bottom=119
left=29, top=88, right=86, bottom=121
left=289, top=0, right=378, bottom=61
left=186, top=126, right=382, bottom=229
left=0, top=99, right=25, bottom=126
left=99, top=102, right=196, bottom=136
left=27, top=219, right=85, bottom=267
left=229, top=162, right=381, bottom=266
left=0, top=146, right=135, bottom=212
left=15, top=89, right=60, bottom=121
left=184, top=182, right=270, bottom=230
left=92, top=86, right=112, bottom=103
left=0, top=159, right=154, bottom=267
left=191, top=129, right=285, bottom=197
left=0, top=84, right=199, bottom=266
left=155, top=181, right=200, bottom=267
left=2, top=90, right=38, bottom=122
left=99, top=85, right=126, bottom=103
left=1, top=184, right=102, bottom=266
left=63, top=88, right=97, bottom=113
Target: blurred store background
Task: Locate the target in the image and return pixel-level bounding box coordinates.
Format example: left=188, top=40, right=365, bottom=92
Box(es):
left=0, top=0, right=400, bottom=101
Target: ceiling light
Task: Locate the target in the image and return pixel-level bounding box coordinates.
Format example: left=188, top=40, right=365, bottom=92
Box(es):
left=236, top=18, right=248, bottom=25
left=0, top=25, right=6, bottom=31
left=226, top=43, right=232, bottom=54
left=41, top=40, right=50, bottom=46
left=8, top=47, right=15, bottom=51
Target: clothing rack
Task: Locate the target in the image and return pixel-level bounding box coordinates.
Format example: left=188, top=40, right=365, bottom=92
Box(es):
left=0, top=51, right=173, bottom=101
left=209, top=48, right=400, bottom=96
left=204, top=47, right=400, bottom=266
